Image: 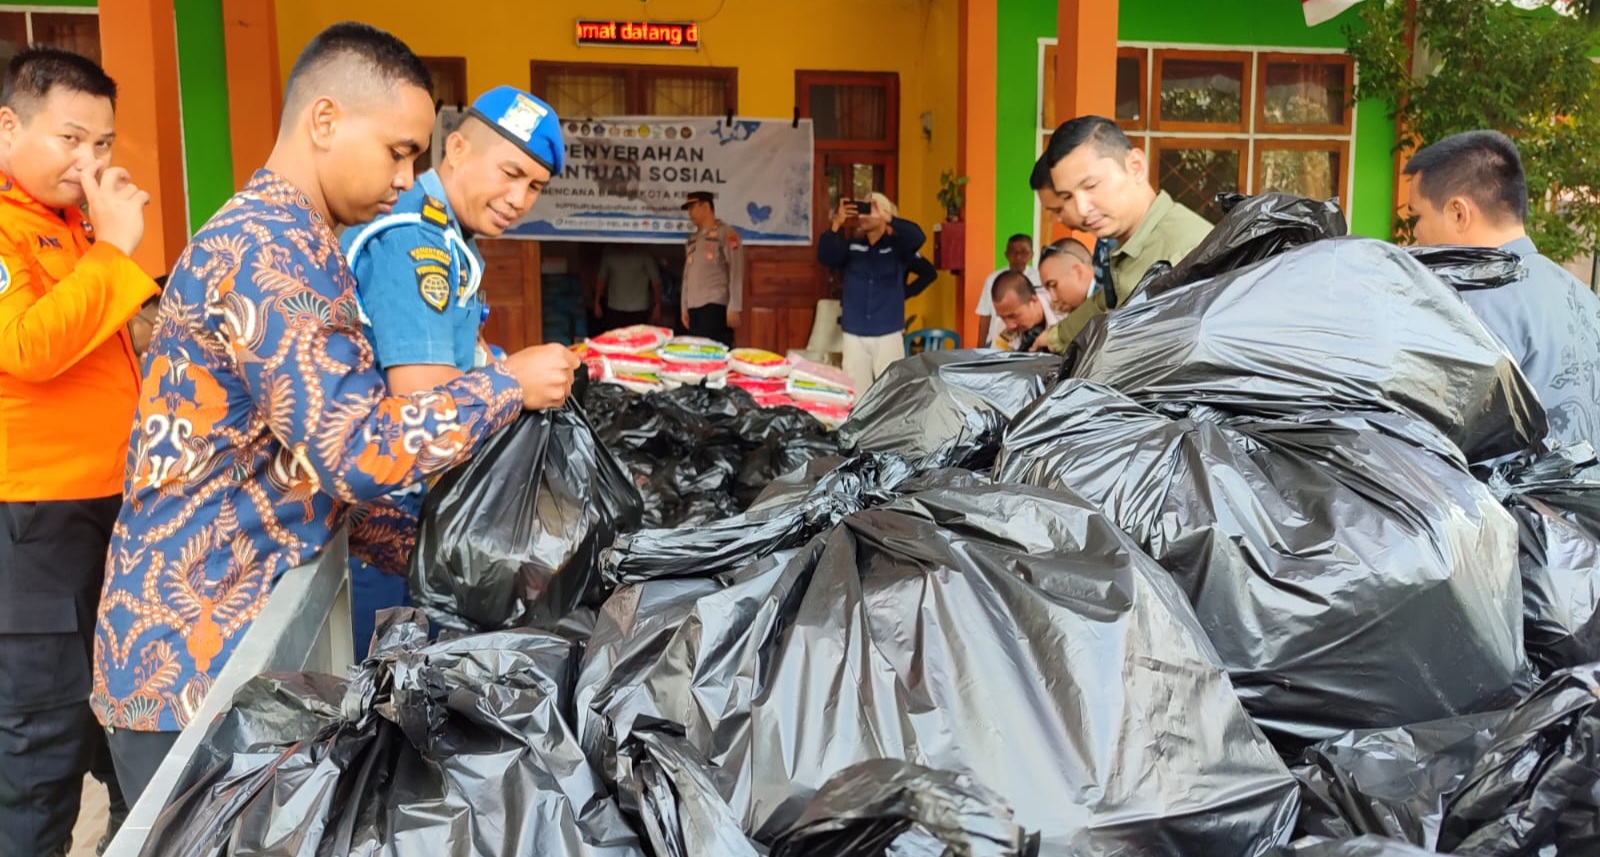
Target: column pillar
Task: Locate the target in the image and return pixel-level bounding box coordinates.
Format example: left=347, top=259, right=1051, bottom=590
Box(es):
left=99, top=0, right=186, bottom=276
left=223, top=0, right=282, bottom=189
left=956, top=0, right=998, bottom=349
left=1055, top=0, right=1119, bottom=127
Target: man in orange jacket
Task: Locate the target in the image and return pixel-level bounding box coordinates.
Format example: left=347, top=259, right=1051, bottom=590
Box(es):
left=0, top=49, right=157, bottom=857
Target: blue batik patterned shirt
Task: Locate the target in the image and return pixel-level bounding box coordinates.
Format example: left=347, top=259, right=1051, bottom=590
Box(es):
left=92, top=171, right=523, bottom=732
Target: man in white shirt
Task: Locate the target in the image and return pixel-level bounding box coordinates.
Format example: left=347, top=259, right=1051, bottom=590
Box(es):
left=990, top=269, right=1059, bottom=352
left=975, top=233, right=1040, bottom=346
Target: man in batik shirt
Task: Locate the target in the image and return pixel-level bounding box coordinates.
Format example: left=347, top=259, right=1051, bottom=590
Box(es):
left=90, top=22, right=579, bottom=804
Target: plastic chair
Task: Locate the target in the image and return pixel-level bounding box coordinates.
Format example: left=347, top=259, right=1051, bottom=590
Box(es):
left=904, top=328, right=961, bottom=356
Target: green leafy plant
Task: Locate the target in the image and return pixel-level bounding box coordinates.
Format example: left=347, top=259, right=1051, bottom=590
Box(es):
left=937, top=170, right=968, bottom=221
left=1345, top=0, right=1600, bottom=263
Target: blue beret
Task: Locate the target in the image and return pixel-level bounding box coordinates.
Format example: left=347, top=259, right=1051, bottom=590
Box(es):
left=467, top=85, right=565, bottom=175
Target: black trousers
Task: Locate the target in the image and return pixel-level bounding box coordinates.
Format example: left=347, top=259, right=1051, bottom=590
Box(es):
left=0, top=497, right=123, bottom=856
left=106, top=728, right=179, bottom=810
left=687, top=303, right=733, bottom=347
left=601, top=307, right=652, bottom=333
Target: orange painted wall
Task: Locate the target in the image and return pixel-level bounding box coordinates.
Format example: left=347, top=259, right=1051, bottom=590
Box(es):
left=957, top=0, right=996, bottom=349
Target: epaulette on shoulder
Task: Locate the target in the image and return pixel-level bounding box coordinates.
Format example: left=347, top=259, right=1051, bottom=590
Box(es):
left=420, top=195, right=450, bottom=228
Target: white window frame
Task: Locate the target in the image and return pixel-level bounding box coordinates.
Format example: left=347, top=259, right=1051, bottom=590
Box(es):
left=1035, top=38, right=1360, bottom=250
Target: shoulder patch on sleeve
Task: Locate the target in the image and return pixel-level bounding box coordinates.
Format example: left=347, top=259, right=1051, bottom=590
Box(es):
left=725, top=229, right=741, bottom=249
left=415, top=263, right=451, bottom=312
left=408, top=245, right=452, bottom=266
left=0, top=257, right=10, bottom=295
left=421, top=196, right=450, bottom=227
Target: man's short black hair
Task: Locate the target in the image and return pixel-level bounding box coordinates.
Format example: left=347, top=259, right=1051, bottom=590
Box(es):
left=1403, top=130, right=1528, bottom=225
left=1030, top=152, right=1053, bottom=191
left=991, top=269, right=1036, bottom=303
left=1042, top=116, right=1132, bottom=174
left=282, top=22, right=431, bottom=121
left=1006, top=233, right=1033, bottom=248
left=1, top=48, right=116, bottom=118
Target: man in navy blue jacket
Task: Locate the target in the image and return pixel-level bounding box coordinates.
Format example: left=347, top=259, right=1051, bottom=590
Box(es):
left=817, top=192, right=937, bottom=392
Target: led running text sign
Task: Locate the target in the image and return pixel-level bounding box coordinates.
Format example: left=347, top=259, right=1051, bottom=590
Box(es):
left=575, top=19, right=701, bottom=49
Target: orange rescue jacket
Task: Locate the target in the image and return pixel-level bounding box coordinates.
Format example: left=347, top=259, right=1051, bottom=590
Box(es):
left=0, top=170, right=158, bottom=501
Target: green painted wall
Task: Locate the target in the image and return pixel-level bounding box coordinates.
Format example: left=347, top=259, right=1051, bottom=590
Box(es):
left=993, top=0, right=1397, bottom=271
left=995, top=0, right=1051, bottom=271
left=174, top=0, right=233, bottom=232
left=1118, top=0, right=1348, bottom=46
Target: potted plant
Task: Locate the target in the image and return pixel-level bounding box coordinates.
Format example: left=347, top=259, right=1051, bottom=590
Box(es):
left=937, top=170, right=968, bottom=222
left=933, top=169, right=968, bottom=272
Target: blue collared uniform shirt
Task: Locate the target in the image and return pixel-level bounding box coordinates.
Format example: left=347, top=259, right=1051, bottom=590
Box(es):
left=342, top=170, right=486, bottom=373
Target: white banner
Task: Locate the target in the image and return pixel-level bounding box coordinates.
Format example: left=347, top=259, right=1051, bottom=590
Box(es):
left=500, top=115, right=815, bottom=244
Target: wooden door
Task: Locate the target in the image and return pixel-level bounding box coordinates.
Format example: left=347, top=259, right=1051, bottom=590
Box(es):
left=476, top=239, right=542, bottom=352
left=741, top=246, right=823, bottom=352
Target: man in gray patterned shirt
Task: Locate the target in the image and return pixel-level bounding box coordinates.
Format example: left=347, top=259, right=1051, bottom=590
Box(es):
left=1406, top=130, right=1600, bottom=458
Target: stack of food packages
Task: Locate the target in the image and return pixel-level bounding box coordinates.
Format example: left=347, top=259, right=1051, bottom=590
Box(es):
left=571, top=325, right=856, bottom=429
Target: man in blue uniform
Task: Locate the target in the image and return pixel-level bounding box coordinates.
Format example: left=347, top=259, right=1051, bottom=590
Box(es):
left=340, top=85, right=569, bottom=652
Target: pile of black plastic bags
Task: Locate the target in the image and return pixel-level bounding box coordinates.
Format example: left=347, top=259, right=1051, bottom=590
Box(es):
left=137, top=194, right=1600, bottom=857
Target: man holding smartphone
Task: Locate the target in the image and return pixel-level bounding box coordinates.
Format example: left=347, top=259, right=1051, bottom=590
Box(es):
left=817, top=192, right=936, bottom=392
left=679, top=190, right=743, bottom=345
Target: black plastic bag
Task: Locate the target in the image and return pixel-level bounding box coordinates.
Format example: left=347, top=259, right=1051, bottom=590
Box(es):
left=1487, top=447, right=1600, bottom=677
left=580, top=480, right=1300, bottom=854
left=587, top=385, right=742, bottom=529
left=1136, top=192, right=1347, bottom=300
left=1402, top=245, right=1525, bottom=291
left=411, top=402, right=643, bottom=633
left=994, top=381, right=1529, bottom=748
left=1064, top=238, right=1546, bottom=464
left=585, top=384, right=840, bottom=529
left=1270, top=835, right=1438, bottom=856
left=601, top=452, right=925, bottom=585
left=140, top=609, right=644, bottom=857
left=1438, top=664, right=1600, bottom=855
left=616, top=727, right=764, bottom=857
left=838, top=350, right=1059, bottom=470
left=1290, top=711, right=1509, bottom=847
left=769, top=761, right=1040, bottom=857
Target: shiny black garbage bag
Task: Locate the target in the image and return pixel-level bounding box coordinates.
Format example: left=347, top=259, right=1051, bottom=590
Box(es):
left=994, top=381, right=1528, bottom=748
left=601, top=452, right=926, bottom=585
left=410, top=403, right=643, bottom=634
left=837, top=350, right=1059, bottom=470
left=584, top=384, right=841, bottom=529
left=1437, top=664, right=1600, bottom=856
left=579, top=478, right=1301, bottom=855
left=1136, top=192, right=1348, bottom=301
left=1270, top=835, right=1438, bottom=857
left=769, top=760, right=1039, bottom=857
left=1134, top=197, right=1522, bottom=306
left=615, top=727, right=765, bottom=857
left=1064, top=238, right=1546, bottom=464
left=1486, top=446, right=1600, bottom=677
left=1290, top=711, right=1509, bottom=848
left=1402, top=245, right=1525, bottom=292
left=139, top=610, right=644, bottom=857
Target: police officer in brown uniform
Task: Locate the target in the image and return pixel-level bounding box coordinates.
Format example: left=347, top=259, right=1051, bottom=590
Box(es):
left=678, top=190, right=744, bottom=346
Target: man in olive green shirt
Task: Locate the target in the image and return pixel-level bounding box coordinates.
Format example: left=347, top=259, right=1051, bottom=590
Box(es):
left=1032, top=116, right=1211, bottom=352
